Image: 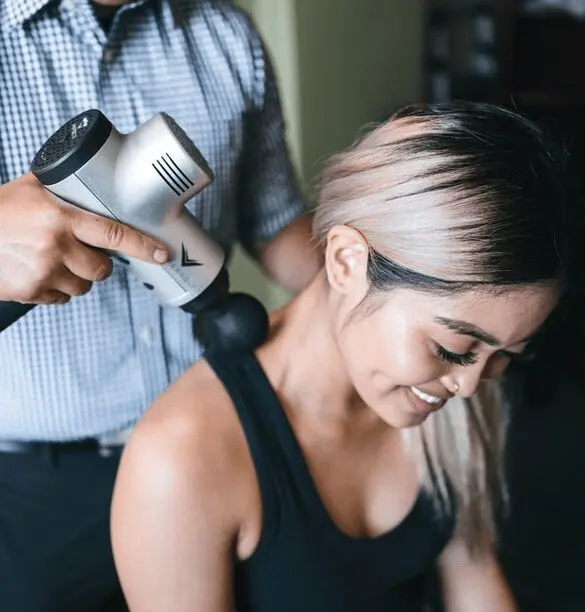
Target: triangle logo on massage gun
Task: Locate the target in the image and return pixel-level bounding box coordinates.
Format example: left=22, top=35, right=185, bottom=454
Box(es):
left=181, top=244, right=203, bottom=267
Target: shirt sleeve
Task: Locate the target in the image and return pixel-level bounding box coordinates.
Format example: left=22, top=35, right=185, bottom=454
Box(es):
left=236, top=22, right=306, bottom=250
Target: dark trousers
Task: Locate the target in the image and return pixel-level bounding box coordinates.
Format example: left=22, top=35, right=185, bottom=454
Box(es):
left=0, top=446, right=127, bottom=612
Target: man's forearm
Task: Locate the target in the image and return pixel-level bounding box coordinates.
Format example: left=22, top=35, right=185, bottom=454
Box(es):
left=254, top=213, right=323, bottom=294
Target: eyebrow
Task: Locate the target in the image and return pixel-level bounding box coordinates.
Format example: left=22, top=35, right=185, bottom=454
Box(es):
left=434, top=316, right=501, bottom=347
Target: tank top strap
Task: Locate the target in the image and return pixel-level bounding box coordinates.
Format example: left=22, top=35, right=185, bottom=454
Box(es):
left=204, top=351, right=318, bottom=528
left=206, top=351, right=457, bottom=612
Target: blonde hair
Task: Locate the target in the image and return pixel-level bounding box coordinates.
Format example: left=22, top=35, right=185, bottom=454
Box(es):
left=313, top=101, right=570, bottom=554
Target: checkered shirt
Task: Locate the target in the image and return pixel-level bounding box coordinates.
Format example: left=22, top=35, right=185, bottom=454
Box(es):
left=0, top=0, right=304, bottom=441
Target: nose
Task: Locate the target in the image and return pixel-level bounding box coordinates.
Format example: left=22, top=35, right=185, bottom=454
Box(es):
left=441, top=361, right=490, bottom=398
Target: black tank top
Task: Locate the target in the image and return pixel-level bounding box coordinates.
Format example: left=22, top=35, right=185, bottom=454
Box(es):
left=205, top=351, right=455, bottom=612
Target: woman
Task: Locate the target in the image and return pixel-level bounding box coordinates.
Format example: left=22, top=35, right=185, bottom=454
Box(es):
left=111, top=101, right=576, bottom=611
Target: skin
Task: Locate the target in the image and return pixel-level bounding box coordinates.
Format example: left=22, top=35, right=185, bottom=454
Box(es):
left=90, top=0, right=129, bottom=19
left=0, top=174, right=170, bottom=304
left=111, top=224, right=558, bottom=611
left=253, top=213, right=322, bottom=294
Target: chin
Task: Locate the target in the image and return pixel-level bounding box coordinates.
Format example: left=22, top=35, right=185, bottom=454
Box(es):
left=387, top=410, right=429, bottom=429
left=398, top=412, right=431, bottom=428
left=368, top=387, right=444, bottom=429
left=368, top=401, right=428, bottom=429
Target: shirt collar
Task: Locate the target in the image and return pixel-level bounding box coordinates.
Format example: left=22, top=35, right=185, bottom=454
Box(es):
left=3, top=0, right=56, bottom=29
left=2, top=0, right=154, bottom=31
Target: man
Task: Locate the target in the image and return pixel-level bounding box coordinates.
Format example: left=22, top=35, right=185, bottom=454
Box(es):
left=0, top=0, right=320, bottom=610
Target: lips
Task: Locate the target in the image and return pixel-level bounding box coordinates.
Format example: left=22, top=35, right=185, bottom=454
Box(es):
left=405, top=386, right=448, bottom=415
left=410, top=386, right=444, bottom=404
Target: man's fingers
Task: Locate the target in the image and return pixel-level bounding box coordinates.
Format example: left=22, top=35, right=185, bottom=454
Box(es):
left=52, top=270, right=94, bottom=298
left=63, top=245, right=113, bottom=282
left=68, top=210, right=169, bottom=264
left=33, top=291, right=71, bottom=306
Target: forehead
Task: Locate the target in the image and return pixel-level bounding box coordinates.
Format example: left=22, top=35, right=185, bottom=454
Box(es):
left=388, top=284, right=558, bottom=345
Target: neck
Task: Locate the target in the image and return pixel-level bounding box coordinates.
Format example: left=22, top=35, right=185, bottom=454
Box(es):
left=91, top=2, right=122, bottom=19
left=259, top=273, right=376, bottom=430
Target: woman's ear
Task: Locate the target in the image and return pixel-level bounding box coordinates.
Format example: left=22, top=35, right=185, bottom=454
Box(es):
left=324, top=225, right=369, bottom=296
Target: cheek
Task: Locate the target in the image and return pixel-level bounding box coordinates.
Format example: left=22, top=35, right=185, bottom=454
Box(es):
left=337, top=313, right=441, bottom=389
left=369, top=317, right=442, bottom=382
left=335, top=321, right=376, bottom=382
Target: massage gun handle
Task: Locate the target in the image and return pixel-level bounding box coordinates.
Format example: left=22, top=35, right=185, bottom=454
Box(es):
left=0, top=301, right=36, bottom=332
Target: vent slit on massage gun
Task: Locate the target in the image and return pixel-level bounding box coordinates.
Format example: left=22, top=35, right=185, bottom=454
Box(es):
left=153, top=157, right=185, bottom=194
left=163, top=153, right=194, bottom=188
left=160, top=157, right=191, bottom=191
left=152, top=154, right=194, bottom=195
left=152, top=160, right=182, bottom=195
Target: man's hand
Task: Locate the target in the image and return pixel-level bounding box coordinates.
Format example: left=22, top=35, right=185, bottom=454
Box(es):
left=0, top=173, right=169, bottom=305
left=253, top=213, right=323, bottom=295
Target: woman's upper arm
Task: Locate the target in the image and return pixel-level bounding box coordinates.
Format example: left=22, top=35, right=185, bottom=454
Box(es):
left=437, top=534, right=517, bottom=612
left=111, top=396, right=240, bottom=612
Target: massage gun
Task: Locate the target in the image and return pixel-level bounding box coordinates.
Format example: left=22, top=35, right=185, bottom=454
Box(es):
left=0, top=109, right=268, bottom=352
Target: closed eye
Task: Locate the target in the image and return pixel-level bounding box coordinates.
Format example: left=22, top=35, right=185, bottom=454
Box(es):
left=434, top=343, right=478, bottom=367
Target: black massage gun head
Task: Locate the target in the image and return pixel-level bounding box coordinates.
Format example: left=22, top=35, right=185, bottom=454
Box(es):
left=195, top=293, right=270, bottom=354
left=180, top=269, right=269, bottom=354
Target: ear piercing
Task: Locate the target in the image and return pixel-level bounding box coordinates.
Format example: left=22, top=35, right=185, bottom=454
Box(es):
left=341, top=244, right=365, bottom=270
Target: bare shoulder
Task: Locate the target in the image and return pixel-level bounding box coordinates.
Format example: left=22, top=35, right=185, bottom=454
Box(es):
left=131, top=357, right=243, bottom=464
left=111, top=359, right=259, bottom=610
left=122, top=360, right=248, bottom=502
left=112, top=358, right=259, bottom=552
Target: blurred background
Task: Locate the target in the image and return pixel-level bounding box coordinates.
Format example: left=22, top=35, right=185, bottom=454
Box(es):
left=228, top=2, right=585, bottom=610
left=230, top=0, right=424, bottom=307
left=230, top=0, right=585, bottom=310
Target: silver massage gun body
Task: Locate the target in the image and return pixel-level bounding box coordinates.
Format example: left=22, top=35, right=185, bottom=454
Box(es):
left=0, top=110, right=268, bottom=352
left=34, top=109, right=226, bottom=310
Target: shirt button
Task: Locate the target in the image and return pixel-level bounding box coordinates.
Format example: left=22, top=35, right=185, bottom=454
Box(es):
left=103, top=48, right=116, bottom=62
left=140, top=326, right=154, bottom=346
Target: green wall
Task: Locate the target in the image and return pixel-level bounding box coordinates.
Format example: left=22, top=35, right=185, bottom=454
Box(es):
left=230, top=0, right=424, bottom=308
left=294, top=0, right=424, bottom=188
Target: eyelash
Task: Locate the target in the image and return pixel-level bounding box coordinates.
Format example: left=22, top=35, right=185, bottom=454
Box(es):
left=435, top=343, right=478, bottom=367
left=435, top=344, right=531, bottom=367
